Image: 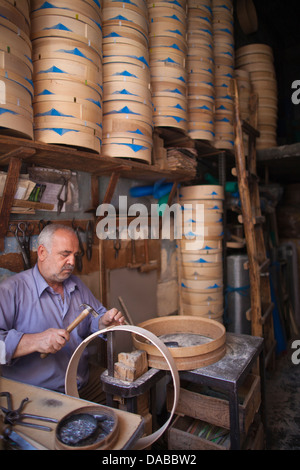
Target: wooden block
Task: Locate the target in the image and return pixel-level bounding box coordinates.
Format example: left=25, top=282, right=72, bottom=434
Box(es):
left=114, top=361, right=136, bottom=382
left=118, top=350, right=148, bottom=378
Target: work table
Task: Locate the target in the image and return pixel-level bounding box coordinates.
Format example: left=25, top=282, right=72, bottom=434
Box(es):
left=0, top=377, right=144, bottom=450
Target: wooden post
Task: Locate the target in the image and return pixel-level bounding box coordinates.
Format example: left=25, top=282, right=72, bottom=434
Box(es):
left=0, top=157, right=22, bottom=252
left=233, top=79, right=276, bottom=369
left=232, top=79, right=263, bottom=337
left=167, top=181, right=178, bottom=206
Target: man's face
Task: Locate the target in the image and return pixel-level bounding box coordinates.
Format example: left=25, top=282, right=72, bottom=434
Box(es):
left=38, top=229, right=79, bottom=284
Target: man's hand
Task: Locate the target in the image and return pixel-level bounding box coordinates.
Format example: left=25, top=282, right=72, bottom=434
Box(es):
left=13, top=328, right=70, bottom=358
left=36, top=328, right=70, bottom=354
left=98, top=308, right=125, bottom=329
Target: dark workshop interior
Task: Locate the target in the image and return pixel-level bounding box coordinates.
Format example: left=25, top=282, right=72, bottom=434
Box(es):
left=0, top=0, right=300, bottom=452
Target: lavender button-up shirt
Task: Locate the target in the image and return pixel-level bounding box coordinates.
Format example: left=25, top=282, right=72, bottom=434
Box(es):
left=0, top=264, right=107, bottom=393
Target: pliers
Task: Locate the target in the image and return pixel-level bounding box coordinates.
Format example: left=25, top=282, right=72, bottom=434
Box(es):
left=0, top=392, right=58, bottom=432
left=57, top=177, right=68, bottom=215
left=8, top=222, right=33, bottom=270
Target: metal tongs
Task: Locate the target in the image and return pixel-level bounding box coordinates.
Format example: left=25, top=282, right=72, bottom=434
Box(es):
left=0, top=392, right=58, bottom=432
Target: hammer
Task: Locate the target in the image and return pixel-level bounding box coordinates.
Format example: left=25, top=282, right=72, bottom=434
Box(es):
left=40, top=303, right=98, bottom=359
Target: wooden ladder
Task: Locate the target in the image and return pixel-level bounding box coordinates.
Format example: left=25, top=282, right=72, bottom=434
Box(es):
left=232, top=79, right=276, bottom=368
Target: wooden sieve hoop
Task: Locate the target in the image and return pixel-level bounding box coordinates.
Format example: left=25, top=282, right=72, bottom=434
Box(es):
left=65, top=324, right=180, bottom=450
left=132, top=315, right=226, bottom=368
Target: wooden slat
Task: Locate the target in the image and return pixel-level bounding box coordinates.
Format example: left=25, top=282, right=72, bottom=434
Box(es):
left=0, top=135, right=194, bottom=182
left=0, top=197, right=54, bottom=211
left=0, top=156, right=22, bottom=251
left=102, top=171, right=121, bottom=205
left=242, top=120, right=260, bottom=138
left=259, top=258, right=270, bottom=274
left=260, top=302, right=275, bottom=325
left=0, top=146, right=36, bottom=165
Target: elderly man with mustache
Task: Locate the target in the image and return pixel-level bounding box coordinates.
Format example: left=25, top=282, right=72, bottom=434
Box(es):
left=0, top=224, right=124, bottom=401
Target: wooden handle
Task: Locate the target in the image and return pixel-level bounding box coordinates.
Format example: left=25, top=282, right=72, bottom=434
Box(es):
left=66, top=308, right=90, bottom=333
left=40, top=308, right=91, bottom=359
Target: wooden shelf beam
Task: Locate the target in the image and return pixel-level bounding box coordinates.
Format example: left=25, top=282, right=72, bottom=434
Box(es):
left=0, top=135, right=194, bottom=183
left=0, top=134, right=198, bottom=250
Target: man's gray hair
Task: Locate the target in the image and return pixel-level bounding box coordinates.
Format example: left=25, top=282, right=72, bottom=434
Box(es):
left=38, top=224, right=76, bottom=252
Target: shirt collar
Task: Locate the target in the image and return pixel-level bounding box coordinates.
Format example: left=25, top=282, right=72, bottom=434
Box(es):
left=32, top=264, right=78, bottom=297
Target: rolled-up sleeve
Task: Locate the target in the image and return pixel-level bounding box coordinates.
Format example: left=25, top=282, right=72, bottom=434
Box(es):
left=0, top=329, right=24, bottom=365
left=0, top=266, right=114, bottom=392
left=0, top=284, right=24, bottom=365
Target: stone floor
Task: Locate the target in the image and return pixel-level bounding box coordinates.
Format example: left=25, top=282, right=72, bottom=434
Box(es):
left=265, top=340, right=300, bottom=450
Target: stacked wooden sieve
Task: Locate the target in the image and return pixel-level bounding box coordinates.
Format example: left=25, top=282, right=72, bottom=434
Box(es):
left=235, top=43, right=278, bottom=149
left=148, top=0, right=188, bottom=133
left=177, top=184, right=224, bottom=324
left=30, top=0, right=103, bottom=152
left=0, top=0, right=33, bottom=139
left=212, top=0, right=235, bottom=150
left=102, top=0, right=153, bottom=163
left=187, top=0, right=215, bottom=142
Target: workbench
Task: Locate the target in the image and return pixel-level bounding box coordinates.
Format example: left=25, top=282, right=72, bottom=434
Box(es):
left=177, top=333, right=265, bottom=450
left=101, top=332, right=265, bottom=450
left=0, top=377, right=144, bottom=450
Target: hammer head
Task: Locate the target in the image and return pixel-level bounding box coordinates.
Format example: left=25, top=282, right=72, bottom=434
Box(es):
left=80, top=303, right=98, bottom=318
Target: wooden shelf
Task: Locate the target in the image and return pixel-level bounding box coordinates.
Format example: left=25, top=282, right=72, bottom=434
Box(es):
left=257, top=142, right=300, bottom=183
left=0, top=133, right=198, bottom=251
left=0, top=132, right=233, bottom=251
left=0, top=197, right=54, bottom=212
left=0, top=134, right=195, bottom=183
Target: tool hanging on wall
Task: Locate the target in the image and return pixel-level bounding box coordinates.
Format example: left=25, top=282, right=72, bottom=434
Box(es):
left=38, top=219, right=52, bottom=233
left=127, top=239, right=141, bottom=269
left=86, top=220, right=94, bottom=261
left=118, top=296, right=134, bottom=326
left=8, top=222, right=33, bottom=270
left=140, top=238, right=158, bottom=273
left=113, top=228, right=121, bottom=259
left=72, top=219, right=85, bottom=271
left=57, top=177, right=68, bottom=215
